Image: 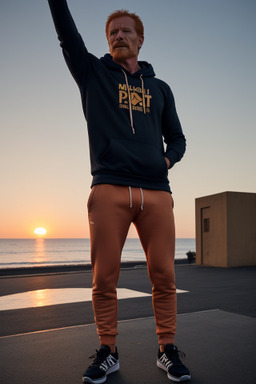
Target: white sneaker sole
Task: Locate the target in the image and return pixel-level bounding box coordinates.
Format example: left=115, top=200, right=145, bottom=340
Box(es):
left=83, top=362, right=120, bottom=384
left=157, top=359, right=191, bottom=382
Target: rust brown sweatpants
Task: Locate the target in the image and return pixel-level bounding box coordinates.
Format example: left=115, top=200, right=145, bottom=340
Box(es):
left=87, top=184, right=177, bottom=346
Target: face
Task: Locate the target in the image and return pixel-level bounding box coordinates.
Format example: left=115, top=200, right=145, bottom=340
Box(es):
left=107, top=16, right=144, bottom=62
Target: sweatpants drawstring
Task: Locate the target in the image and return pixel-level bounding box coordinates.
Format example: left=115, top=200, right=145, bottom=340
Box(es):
left=129, top=186, right=132, bottom=208
left=140, top=188, right=144, bottom=211
left=128, top=187, right=143, bottom=210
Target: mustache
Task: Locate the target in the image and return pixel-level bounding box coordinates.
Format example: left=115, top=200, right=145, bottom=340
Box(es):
left=113, top=42, right=129, bottom=49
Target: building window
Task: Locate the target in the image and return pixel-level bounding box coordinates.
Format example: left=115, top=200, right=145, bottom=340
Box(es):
left=204, top=218, right=210, bottom=232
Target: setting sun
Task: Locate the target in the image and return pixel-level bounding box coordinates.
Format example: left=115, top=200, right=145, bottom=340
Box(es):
left=34, top=227, right=47, bottom=236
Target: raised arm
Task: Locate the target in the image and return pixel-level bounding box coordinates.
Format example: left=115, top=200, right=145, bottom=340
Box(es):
left=48, top=0, right=89, bottom=84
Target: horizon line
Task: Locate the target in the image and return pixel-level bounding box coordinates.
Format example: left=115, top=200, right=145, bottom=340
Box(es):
left=0, top=237, right=196, bottom=240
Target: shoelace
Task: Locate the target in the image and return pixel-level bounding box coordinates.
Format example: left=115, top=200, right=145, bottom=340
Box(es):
left=89, top=349, right=109, bottom=367
left=166, top=348, right=186, bottom=366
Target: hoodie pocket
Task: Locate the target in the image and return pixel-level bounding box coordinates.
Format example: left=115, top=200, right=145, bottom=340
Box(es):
left=99, top=139, right=167, bottom=180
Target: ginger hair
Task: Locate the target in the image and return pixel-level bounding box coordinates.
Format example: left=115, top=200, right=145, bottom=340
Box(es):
left=105, top=10, right=144, bottom=38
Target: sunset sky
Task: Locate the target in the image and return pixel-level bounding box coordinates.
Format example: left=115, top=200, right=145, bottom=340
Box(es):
left=1, top=0, right=255, bottom=239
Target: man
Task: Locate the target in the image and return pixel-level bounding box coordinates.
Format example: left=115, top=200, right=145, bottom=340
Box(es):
left=48, top=1, right=191, bottom=382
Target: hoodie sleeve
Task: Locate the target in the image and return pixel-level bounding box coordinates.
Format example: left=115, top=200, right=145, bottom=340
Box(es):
left=48, top=0, right=89, bottom=85
left=162, top=87, right=186, bottom=168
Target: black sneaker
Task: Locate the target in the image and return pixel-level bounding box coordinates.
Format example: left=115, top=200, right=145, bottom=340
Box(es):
left=82, top=345, right=119, bottom=383
left=157, top=344, right=191, bottom=382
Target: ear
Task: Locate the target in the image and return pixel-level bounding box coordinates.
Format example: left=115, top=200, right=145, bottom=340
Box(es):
left=138, top=36, right=144, bottom=50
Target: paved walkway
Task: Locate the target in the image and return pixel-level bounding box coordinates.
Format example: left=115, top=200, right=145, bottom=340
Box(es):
left=0, top=264, right=255, bottom=383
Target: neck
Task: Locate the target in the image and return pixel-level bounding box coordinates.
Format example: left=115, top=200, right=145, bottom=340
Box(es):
left=113, top=57, right=140, bottom=74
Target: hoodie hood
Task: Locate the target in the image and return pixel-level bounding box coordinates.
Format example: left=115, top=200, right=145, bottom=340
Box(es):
left=101, top=53, right=155, bottom=78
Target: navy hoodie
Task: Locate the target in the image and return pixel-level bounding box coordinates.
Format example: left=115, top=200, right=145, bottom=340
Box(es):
left=48, top=0, right=186, bottom=192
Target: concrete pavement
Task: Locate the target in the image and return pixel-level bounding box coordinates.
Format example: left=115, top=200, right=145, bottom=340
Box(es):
left=0, top=263, right=255, bottom=383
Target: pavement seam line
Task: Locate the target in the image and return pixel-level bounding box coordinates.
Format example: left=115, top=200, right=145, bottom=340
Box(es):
left=0, top=310, right=220, bottom=340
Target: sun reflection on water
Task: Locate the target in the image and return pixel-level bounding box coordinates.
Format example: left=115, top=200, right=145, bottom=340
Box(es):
left=34, top=238, right=47, bottom=264
left=34, top=289, right=48, bottom=307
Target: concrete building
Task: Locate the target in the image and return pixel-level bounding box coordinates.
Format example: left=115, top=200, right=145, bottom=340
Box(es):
left=195, top=191, right=256, bottom=267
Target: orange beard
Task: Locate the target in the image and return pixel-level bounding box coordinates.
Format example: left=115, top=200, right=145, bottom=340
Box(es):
left=110, top=42, right=139, bottom=62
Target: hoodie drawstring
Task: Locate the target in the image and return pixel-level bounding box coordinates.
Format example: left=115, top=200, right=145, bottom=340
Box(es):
left=129, top=187, right=144, bottom=211
left=121, top=70, right=146, bottom=134
left=122, top=70, right=135, bottom=134
left=140, top=74, right=146, bottom=115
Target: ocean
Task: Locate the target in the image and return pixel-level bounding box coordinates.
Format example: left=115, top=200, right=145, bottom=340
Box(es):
left=0, top=238, right=195, bottom=269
